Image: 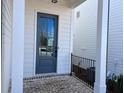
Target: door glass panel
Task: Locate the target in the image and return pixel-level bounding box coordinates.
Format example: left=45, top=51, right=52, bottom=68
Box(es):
left=38, top=17, right=54, bottom=56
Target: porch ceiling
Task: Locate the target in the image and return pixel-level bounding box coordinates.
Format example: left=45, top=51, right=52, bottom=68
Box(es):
left=68, top=0, right=87, bottom=8
left=40, top=0, right=86, bottom=8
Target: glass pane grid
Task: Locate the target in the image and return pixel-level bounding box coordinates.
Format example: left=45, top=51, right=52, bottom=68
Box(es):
left=39, top=17, right=55, bottom=57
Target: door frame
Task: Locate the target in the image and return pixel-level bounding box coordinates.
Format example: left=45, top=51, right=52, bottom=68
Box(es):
left=34, top=10, right=59, bottom=75
left=36, top=12, right=58, bottom=74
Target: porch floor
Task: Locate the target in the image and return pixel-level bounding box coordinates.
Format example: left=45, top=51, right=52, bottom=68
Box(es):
left=23, top=75, right=93, bottom=93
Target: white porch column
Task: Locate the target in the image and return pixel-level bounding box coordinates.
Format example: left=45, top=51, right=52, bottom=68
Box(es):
left=94, top=0, right=109, bottom=92
left=11, top=0, right=25, bottom=93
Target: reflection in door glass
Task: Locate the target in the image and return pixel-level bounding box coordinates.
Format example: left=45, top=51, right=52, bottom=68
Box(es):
left=39, top=18, right=54, bottom=56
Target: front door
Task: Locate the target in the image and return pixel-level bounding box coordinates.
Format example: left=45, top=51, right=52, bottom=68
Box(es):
left=36, top=13, right=58, bottom=74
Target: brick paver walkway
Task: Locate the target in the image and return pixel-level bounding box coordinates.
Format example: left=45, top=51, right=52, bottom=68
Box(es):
left=24, top=75, right=93, bottom=93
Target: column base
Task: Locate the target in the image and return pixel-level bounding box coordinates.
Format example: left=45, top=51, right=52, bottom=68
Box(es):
left=94, top=82, right=106, bottom=93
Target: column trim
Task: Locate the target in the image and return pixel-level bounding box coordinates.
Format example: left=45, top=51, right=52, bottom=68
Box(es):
left=11, top=0, right=25, bottom=93
left=94, top=0, right=109, bottom=92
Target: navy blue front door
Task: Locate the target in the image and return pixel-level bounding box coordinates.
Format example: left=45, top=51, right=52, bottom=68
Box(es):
left=36, top=13, right=58, bottom=74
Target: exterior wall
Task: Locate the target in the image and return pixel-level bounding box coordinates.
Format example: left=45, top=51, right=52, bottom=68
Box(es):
left=107, top=0, right=123, bottom=75
left=73, top=0, right=97, bottom=60
left=2, top=0, right=13, bottom=93
left=73, top=0, right=123, bottom=75
left=24, top=0, right=72, bottom=77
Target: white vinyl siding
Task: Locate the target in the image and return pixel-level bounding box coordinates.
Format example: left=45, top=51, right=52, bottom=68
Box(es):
left=73, top=0, right=97, bottom=60
left=2, top=0, right=13, bottom=93
left=73, top=0, right=123, bottom=75
left=24, top=0, right=72, bottom=77
left=107, top=0, right=123, bottom=75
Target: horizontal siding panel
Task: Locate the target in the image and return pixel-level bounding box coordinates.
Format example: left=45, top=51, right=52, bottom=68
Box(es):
left=73, top=0, right=97, bottom=60
left=107, top=0, right=123, bottom=75
left=2, top=0, right=12, bottom=92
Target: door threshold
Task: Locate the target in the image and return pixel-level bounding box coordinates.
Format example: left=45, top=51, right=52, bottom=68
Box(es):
left=24, top=73, right=70, bottom=80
